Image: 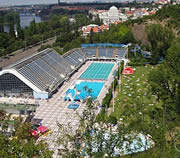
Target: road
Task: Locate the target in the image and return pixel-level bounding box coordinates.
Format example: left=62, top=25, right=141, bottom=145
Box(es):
left=0, top=37, right=56, bottom=69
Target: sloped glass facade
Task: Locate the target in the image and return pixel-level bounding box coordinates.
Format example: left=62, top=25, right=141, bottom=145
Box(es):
left=0, top=73, right=33, bottom=97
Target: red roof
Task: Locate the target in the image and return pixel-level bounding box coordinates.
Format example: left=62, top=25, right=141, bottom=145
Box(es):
left=93, top=27, right=101, bottom=33
left=126, top=11, right=135, bottom=15
left=100, top=24, right=109, bottom=28
left=83, top=27, right=91, bottom=33
left=114, top=21, right=120, bottom=25
left=83, top=26, right=102, bottom=33
left=100, top=25, right=109, bottom=31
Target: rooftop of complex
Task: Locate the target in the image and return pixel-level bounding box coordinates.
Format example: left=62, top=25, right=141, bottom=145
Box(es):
left=0, top=47, right=127, bottom=98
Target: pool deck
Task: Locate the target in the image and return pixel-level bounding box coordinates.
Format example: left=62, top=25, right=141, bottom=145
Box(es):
left=0, top=60, right=118, bottom=158
left=60, top=61, right=117, bottom=104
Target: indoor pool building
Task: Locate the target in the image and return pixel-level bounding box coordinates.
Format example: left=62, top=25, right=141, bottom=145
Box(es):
left=0, top=47, right=127, bottom=99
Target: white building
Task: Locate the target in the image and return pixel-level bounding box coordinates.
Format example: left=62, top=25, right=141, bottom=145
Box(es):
left=119, top=13, right=128, bottom=21
left=98, top=6, right=128, bottom=25
left=108, top=6, right=120, bottom=23
left=176, top=0, right=180, bottom=4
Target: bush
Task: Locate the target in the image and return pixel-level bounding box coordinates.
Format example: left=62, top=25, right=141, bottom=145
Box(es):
left=93, top=152, right=104, bottom=158
left=128, top=62, right=147, bottom=66
left=5, top=40, right=24, bottom=54
left=107, top=115, right=117, bottom=125
left=102, top=61, right=124, bottom=108
left=102, top=91, right=112, bottom=108
left=96, top=108, right=106, bottom=123
left=38, top=44, right=51, bottom=52
left=120, top=60, right=124, bottom=74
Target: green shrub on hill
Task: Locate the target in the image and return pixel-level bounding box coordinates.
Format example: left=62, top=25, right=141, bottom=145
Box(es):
left=107, top=115, right=117, bottom=125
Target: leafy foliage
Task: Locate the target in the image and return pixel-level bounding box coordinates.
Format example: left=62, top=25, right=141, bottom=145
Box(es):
left=154, top=5, right=180, bottom=21
left=101, top=61, right=124, bottom=108
left=0, top=110, right=53, bottom=157
left=107, top=115, right=117, bottom=125
left=90, top=24, right=136, bottom=44
left=149, top=37, right=180, bottom=117
left=148, top=37, right=180, bottom=156
left=57, top=99, right=145, bottom=158
left=146, top=24, right=174, bottom=64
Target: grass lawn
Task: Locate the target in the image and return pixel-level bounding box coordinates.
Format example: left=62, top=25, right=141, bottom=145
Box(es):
left=110, top=64, right=162, bottom=119
left=109, top=64, right=180, bottom=157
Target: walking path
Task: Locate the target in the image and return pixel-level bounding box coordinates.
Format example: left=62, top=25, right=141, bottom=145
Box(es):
left=0, top=37, right=56, bottom=69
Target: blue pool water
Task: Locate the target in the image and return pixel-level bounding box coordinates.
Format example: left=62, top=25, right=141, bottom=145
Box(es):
left=68, top=104, right=79, bottom=109
left=80, top=63, right=114, bottom=80
left=64, top=82, right=104, bottom=101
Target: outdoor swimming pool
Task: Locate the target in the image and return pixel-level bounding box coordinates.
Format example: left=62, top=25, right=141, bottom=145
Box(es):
left=80, top=63, right=114, bottom=80
left=64, top=81, right=104, bottom=101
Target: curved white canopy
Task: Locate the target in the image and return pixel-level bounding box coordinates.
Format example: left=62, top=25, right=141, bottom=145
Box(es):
left=0, top=69, right=44, bottom=93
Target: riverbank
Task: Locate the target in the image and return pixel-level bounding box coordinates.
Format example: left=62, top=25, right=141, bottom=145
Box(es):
left=4, top=14, right=42, bottom=32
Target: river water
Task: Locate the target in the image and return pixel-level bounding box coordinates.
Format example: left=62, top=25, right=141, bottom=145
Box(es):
left=4, top=14, right=42, bottom=32
left=19, top=14, right=42, bottom=28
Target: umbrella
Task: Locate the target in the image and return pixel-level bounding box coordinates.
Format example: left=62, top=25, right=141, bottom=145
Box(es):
left=37, top=126, right=48, bottom=133
left=31, top=130, right=38, bottom=136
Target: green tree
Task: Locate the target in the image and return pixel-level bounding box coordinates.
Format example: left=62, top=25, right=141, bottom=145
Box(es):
left=16, top=19, right=24, bottom=40
left=148, top=37, right=180, bottom=156
left=93, top=15, right=103, bottom=26
left=60, top=16, right=71, bottom=33
left=0, top=17, right=4, bottom=33
left=9, top=21, right=15, bottom=38
left=56, top=32, right=73, bottom=47
left=149, top=37, right=180, bottom=116
left=29, top=19, right=37, bottom=35
left=0, top=48, right=5, bottom=57
left=5, top=12, right=19, bottom=24
left=107, top=115, right=117, bottom=125
left=146, top=24, right=174, bottom=64
left=49, top=15, right=61, bottom=29
left=57, top=99, right=144, bottom=158
left=0, top=111, right=53, bottom=157
left=74, top=14, right=89, bottom=28
left=89, top=28, right=94, bottom=44
left=86, top=24, right=135, bottom=44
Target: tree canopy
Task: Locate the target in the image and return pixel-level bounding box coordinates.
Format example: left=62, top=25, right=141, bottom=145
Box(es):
left=146, top=24, right=174, bottom=64
left=0, top=110, right=53, bottom=158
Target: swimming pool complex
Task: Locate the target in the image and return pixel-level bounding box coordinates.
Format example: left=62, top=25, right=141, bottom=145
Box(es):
left=64, top=81, right=104, bottom=101
left=80, top=63, right=114, bottom=80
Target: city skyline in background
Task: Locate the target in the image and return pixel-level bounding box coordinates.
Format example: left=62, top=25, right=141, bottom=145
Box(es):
left=0, top=0, right=151, bottom=7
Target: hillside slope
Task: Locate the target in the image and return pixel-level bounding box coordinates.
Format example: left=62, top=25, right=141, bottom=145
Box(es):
left=131, top=23, right=148, bottom=45
left=131, top=5, right=180, bottom=46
